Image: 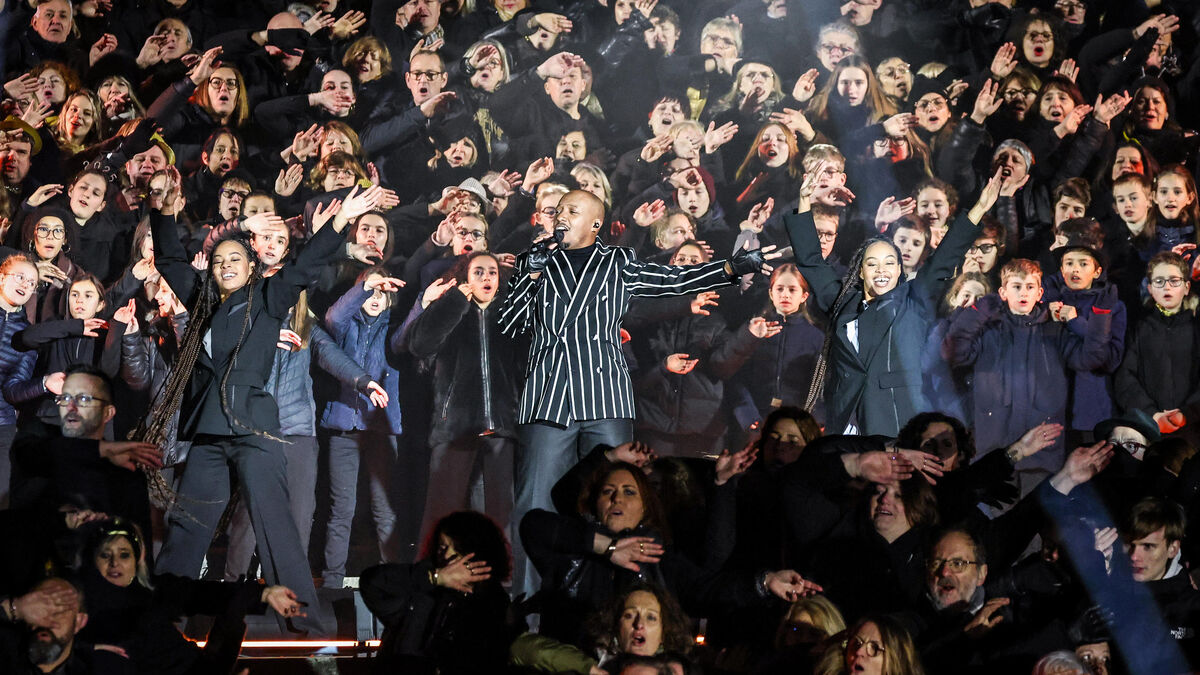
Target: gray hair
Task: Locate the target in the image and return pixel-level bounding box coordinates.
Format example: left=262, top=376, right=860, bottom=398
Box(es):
left=1032, top=650, right=1089, bottom=675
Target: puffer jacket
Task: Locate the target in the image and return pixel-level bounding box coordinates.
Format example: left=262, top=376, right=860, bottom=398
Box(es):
left=320, top=286, right=403, bottom=434
left=0, top=307, right=43, bottom=426
left=1042, top=273, right=1127, bottom=432
left=407, top=289, right=523, bottom=444
left=120, top=310, right=189, bottom=464
left=943, top=294, right=1112, bottom=472
left=267, top=322, right=373, bottom=437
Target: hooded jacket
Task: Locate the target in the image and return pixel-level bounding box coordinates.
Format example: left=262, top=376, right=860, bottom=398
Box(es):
left=320, top=285, right=403, bottom=434
left=1115, top=306, right=1200, bottom=420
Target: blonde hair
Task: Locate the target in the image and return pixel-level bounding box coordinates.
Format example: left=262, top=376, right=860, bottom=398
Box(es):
left=343, top=36, right=392, bottom=80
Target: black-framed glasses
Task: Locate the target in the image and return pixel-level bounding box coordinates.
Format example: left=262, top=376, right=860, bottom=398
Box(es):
left=208, top=77, right=238, bottom=90
left=455, top=228, right=485, bottom=240
left=926, top=558, right=980, bottom=573
left=816, top=231, right=837, bottom=242
left=1151, top=276, right=1185, bottom=288
left=35, top=225, right=66, bottom=240
left=844, top=636, right=886, bottom=657
left=55, top=393, right=110, bottom=407
left=1002, top=88, right=1036, bottom=100
left=967, top=243, right=997, bottom=255
left=409, top=70, right=445, bottom=80
left=819, top=43, right=855, bottom=56
left=220, top=188, right=250, bottom=200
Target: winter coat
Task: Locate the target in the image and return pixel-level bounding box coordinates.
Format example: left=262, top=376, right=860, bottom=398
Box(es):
left=1042, top=273, right=1127, bottom=432
left=1115, top=307, right=1200, bottom=420
left=407, top=289, right=523, bottom=444
left=119, top=312, right=188, bottom=464
left=320, top=286, right=403, bottom=434
left=623, top=295, right=759, bottom=438
left=942, top=294, right=1113, bottom=471
left=783, top=209, right=979, bottom=437
left=360, top=559, right=513, bottom=675
left=268, top=323, right=373, bottom=437
left=728, top=308, right=826, bottom=429
left=0, top=308, right=43, bottom=426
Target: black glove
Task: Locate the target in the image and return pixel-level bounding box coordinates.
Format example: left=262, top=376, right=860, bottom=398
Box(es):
left=526, top=239, right=554, bottom=274
left=118, top=117, right=158, bottom=157
left=728, top=247, right=767, bottom=276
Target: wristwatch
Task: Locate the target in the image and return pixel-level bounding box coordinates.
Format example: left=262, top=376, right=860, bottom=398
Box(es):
left=604, top=538, right=619, bottom=559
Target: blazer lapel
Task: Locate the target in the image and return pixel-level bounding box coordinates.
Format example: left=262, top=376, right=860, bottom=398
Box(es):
left=557, top=244, right=609, bottom=332
left=546, top=250, right=574, bottom=304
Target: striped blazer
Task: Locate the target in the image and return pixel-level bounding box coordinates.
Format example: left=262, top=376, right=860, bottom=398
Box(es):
left=499, top=241, right=734, bottom=426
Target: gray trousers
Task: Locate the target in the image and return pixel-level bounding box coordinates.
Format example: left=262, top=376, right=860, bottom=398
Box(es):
left=224, top=435, right=318, bottom=581
left=321, top=430, right=400, bottom=587
left=419, top=435, right=515, bottom=545
left=511, top=419, right=632, bottom=600
left=156, top=435, right=326, bottom=635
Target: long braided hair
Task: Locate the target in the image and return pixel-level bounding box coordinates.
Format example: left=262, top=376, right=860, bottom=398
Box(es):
left=132, top=233, right=277, bottom=509
left=803, top=236, right=903, bottom=413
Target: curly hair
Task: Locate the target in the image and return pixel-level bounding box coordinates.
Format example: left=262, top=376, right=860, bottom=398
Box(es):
left=896, top=412, right=976, bottom=465
left=578, top=461, right=667, bottom=537
left=585, top=583, right=693, bottom=656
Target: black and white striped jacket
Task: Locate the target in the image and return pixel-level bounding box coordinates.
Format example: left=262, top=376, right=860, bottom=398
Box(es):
left=499, top=241, right=734, bottom=426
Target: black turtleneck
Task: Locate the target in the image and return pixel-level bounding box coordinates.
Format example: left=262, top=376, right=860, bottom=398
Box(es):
left=563, top=243, right=596, bottom=277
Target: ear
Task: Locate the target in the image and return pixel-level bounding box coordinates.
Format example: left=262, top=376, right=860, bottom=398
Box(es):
left=103, top=403, right=116, bottom=425
left=200, top=150, right=210, bottom=166
left=74, top=612, right=88, bottom=633
left=977, top=563, right=988, bottom=586
left=1169, top=539, right=1182, bottom=559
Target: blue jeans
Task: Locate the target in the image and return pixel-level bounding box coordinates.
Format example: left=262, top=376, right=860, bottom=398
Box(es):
left=511, top=418, right=632, bottom=599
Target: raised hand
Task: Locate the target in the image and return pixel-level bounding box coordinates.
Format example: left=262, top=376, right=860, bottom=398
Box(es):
left=20, top=99, right=52, bottom=129
left=332, top=10, right=367, bottom=39
left=136, top=34, right=167, bottom=68
left=533, top=12, right=573, bottom=35
left=418, top=91, right=457, bottom=118
left=1092, top=91, right=1131, bottom=126
left=971, top=78, right=1004, bottom=124
left=89, top=33, right=118, bottom=66
left=1007, top=423, right=1064, bottom=462
left=304, top=10, right=336, bottom=34
left=882, top=113, right=916, bottom=139
left=4, top=74, right=38, bottom=102
left=187, top=46, right=223, bottom=86
left=896, top=448, right=944, bottom=484
left=791, top=68, right=819, bottom=103
left=769, top=107, right=814, bottom=140
left=640, top=135, right=673, bottom=163
left=973, top=168, right=1005, bottom=217
left=874, top=196, right=915, bottom=231
left=363, top=275, right=404, bottom=293
left=112, top=298, right=138, bottom=330
left=1056, top=58, right=1079, bottom=83
left=421, top=277, right=457, bottom=308
left=242, top=212, right=287, bottom=237
left=275, top=163, right=305, bottom=197
left=27, top=183, right=63, bottom=207
left=704, top=120, right=739, bottom=154
left=536, top=52, right=586, bottom=80
left=633, top=199, right=667, bottom=228
left=289, top=124, right=321, bottom=161
left=742, top=198, right=774, bottom=232
left=850, top=451, right=916, bottom=483
left=690, top=291, right=719, bottom=317
left=80, top=318, right=108, bottom=337
left=990, top=42, right=1018, bottom=79
left=965, top=598, right=1010, bottom=638
left=522, top=157, right=555, bottom=191
left=714, top=442, right=758, bottom=485
left=311, top=198, right=342, bottom=233
left=190, top=250, right=209, bottom=271
left=1052, top=441, right=1115, bottom=495
left=1056, top=104, right=1092, bottom=137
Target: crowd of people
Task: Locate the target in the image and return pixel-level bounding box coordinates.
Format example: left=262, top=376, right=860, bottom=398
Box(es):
left=1, top=0, right=1199, bottom=673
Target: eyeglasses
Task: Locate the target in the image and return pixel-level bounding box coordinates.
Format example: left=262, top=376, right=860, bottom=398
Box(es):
left=1027, top=31, right=1054, bottom=41
left=1002, top=88, right=1036, bottom=100
left=915, top=98, right=947, bottom=112
left=55, top=393, right=109, bottom=407
left=35, top=225, right=66, bottom=240
left=844, top=636, right=886, bottom=658
left=455, top=228, right=485, bottom=240
left=880, top=66, right=910, bottom=78
left=1078, top=652, right=1110, bottom=667
left=1112, top=439, right=1147, bottom=455
left=742, top=70, right=773, bottom=81
left=967, top=243, right=997, bottom=255
left=819, top=43, right=855, bottom=56
left=701, top=34, right=736, bottom=49
left=1151, top=276, right=1186, bottom=288
left=409, top=70, right=445, bottom=80
left=816, top=231, right=837, bottom=242
left=673, top=255, right=704, bottom=265
left=5, top=273, right=36, bottom=288
left=326, top=168, right=356, bottom=180
left=1055, top=0, right=1086, bottom=12
left=539, top=207, right=560, bottom=218
left=220, top=188, right=250, bottom=200
left=208, top=77, right=239, bottom=91
left=927, top=558, right=980, bottom=573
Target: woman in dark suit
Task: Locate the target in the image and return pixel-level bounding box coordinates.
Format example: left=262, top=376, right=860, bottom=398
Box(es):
left=141, top=171, right=386, bottom=636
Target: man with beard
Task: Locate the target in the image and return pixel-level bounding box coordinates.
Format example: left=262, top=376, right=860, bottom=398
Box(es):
left=0, top=577, right=92, bottom=674
left=10, top=366, right=161, bottom=555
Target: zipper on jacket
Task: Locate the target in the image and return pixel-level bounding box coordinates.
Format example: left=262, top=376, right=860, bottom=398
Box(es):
left=480, top=306, right=495, bottom=430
